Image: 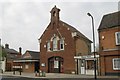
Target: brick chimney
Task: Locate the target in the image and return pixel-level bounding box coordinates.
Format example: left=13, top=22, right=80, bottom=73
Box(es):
left=19, top=47, right=22, bottom=55
left=5, top=44, right=9, bottom=49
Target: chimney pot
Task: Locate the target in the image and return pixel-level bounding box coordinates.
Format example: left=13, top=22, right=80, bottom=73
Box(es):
left=5, top=44, right=9, bottom=49
left=19, top=47, right=22, bottom=55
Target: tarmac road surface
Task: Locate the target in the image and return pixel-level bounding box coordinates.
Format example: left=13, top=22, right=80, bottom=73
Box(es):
left=0, top=72, right=120, bottom=80
left=1, top=75, right=120, bottom=80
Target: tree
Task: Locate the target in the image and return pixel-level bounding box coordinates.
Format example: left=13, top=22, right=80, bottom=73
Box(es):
left=0, top=46, right=6, bottom=61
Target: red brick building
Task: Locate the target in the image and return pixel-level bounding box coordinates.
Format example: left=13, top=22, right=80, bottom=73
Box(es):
left=98, top=11, right=120, bottom=76
left=14, top=50, right=40, bottom=73
left=4, top=44, right=22, bottom=71
left=39, top=6, right=92, bottom=74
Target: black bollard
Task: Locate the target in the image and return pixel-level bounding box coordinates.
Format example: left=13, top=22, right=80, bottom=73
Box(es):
left=19, top=68, right=22, bottom=75
left=1, top=69, right=3, bottom=74
left=19, top=70, right=21, bottom=75
left=13, top=69, right=15, bottom=75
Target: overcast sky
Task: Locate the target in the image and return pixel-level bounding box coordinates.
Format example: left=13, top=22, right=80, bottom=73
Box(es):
left=0, top=1, right=119, bottom=53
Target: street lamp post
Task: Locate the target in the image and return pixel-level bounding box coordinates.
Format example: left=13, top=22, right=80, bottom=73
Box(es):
left=87, top=13, right=97, bottom=80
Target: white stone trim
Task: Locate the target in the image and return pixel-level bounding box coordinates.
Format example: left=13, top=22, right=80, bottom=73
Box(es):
left=74, top=55, right=99, bottom=60
left=112, top=58, right=120, bottom=70
left=13, top=60, right=39, bottom=62
left=72, top=32, right=77, bottom=37
left=115, top=32, right=120, bottom=45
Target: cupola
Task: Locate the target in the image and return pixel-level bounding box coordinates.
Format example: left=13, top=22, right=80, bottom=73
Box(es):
left=50, top=5, right=60, bottom=26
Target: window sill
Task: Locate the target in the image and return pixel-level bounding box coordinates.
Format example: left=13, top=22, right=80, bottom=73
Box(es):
left=113, top=68, right=120, bottom=70
left=60, top=49, right=64, bottom=51
left=116, top=44, right=120, bottom=46
left=47, top=50, right=64, bottom=52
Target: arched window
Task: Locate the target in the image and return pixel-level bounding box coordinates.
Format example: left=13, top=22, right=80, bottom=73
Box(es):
left=60, top=39, right=64, bottom=50
left=53, top=11, right=56, bottom=17
left=47, top=41, right=51, bottom=51
left=53, top=37, right=57, bottom=51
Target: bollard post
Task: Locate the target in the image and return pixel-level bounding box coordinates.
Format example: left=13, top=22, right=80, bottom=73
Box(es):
left=42, top=71, right=46, bottom=77
left=39, top=70, right=42, bottom=77
left=19, top=69, right=21, bottom=75
left=39, top=70, right=41, bottom=77
left=1, top=69, right=3, bottom=74
left=13, top=69, right=15, bottom=75
left=35, top=71, right=37, bottom=77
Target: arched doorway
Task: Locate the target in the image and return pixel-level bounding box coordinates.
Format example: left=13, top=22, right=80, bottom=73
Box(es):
left=48, top=56, right=63, bottom=73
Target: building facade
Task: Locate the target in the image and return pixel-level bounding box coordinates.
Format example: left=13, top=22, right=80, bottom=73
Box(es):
left=98, top=11, right=120, bottom=76
left=4, top=44, right=22, bottom=71
left=0, top=40, right=6, bottom=72
left=14, top=50, right=40, bottom=73
left=39, top=6, right=92, bottom=74
left=74, top=53, right=99, bottom=75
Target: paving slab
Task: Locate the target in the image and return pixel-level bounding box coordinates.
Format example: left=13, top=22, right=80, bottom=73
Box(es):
left=0, top=72, right=119, bottom=79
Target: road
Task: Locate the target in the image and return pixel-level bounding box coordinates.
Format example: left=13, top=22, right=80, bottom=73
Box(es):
left=1, top=75, right=120, bottom=80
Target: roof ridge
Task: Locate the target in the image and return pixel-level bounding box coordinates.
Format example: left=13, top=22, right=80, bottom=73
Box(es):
left=26, top=50, right=39, bottom=53
left=5, top=48, right=19, bottom=53
left=60, top=20, right=92, bottom=42
left=98, top=11, right=120, bottom=30
left=103, top=11, right=120, bottom=16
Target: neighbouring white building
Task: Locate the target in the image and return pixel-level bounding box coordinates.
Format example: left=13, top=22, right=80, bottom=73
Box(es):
left=0, top=58, right=6, bottom=72
left=74, top=53, right=99, bottom=75
left=0, top=39, right=6, bottom=73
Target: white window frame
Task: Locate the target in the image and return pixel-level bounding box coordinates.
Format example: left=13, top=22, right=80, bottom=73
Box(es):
left=53, top=37, right=58, bottom=51
left=115, top=32, right=120, bottom=45
left=112, top=58, right=120, bottom=70
left=47, top=41, right=51, bottom=51
left=60, top=39, right=64, bottom=50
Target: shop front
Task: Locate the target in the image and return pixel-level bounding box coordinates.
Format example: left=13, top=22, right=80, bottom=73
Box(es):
left=74, top=54, right=99, bottom=75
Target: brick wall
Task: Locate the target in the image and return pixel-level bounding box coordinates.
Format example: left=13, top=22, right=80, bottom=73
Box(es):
left=39, top=6, right=91, bottom=74
left=22, top=62, right=34, bottom=73
left=76, top=38, right=90, bottom=56
left=99, top=27, right=120, bottom=50
left=40, top=22, right=76, bottom=73
left=99, top=27, right=120, bottom=76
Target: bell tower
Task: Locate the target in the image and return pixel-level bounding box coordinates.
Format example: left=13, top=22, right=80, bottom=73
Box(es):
left=50, top=6, right=60, bottom=27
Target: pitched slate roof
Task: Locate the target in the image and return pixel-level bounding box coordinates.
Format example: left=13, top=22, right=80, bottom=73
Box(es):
left=98, top=11, right=120, bottom=30
left=28, top=50, right=40, bottom=59
left=4, top=48, right=19, bottom=59
left=4, top=48, right=18, bottom=54
left=22, top=50, right=40, bottom=60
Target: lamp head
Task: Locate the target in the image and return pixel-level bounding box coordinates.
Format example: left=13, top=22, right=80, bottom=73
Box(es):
left=87, top=13, right=91, bottom=16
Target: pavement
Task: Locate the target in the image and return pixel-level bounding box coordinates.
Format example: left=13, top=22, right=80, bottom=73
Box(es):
left=0, top=71, right=120, bottom=79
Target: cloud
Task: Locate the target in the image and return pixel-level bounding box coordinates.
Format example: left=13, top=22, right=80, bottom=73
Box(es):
left=0, top=2, right=118, bottom=53
left=0, top=0, right=119, bottom=2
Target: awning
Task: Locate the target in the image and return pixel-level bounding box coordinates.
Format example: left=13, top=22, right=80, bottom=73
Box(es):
left=74, top=55, right=99, bottom=60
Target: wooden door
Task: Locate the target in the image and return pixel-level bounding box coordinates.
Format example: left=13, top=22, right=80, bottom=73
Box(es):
left=48, top=56, right=63, bottom=73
